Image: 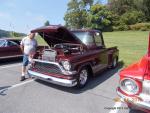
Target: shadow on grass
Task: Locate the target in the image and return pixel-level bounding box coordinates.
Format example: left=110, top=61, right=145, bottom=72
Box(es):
left=35, top=61, right=124, bottom=94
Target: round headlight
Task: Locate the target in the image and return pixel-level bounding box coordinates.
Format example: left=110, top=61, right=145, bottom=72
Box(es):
left=120, top=78, right=139, bottom=95
left=61, top=61, right=71, bottom=71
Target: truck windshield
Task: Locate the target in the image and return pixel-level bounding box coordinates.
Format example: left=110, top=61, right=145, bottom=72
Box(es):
left=72, top=32, right=94, bottom=45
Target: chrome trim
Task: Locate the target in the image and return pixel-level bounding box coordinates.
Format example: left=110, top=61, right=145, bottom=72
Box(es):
left=0, top=55, right=23, bottom=59
left=33, top=59, right=77, bottom=75
left=28, top=70, right=77, bottom=87
left=142, top=80, right=150, bottom=95
left=117, top=88, right=150, bottom=110
left=139, top=93, right=150, bottom=102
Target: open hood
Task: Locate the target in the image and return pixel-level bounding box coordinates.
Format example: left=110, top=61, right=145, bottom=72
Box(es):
left=31, top=25, right=84, bottom=46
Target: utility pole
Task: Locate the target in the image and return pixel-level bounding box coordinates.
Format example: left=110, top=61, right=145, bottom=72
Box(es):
left=9, top=22, right=14, bottom=37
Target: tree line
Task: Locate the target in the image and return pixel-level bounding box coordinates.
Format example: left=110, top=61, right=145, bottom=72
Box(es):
left=64, top=0, right=150, bottom=31
left=0, top=29, right=26, bottom=38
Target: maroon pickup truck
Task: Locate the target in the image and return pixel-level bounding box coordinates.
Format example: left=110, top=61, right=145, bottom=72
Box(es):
left=28, top=25, right=119, bottom=88
left=0, top=38, right=22, bottom=60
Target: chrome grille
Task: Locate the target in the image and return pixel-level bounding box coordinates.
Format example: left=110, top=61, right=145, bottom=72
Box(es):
left=142, top=80, right=150, bottom=95
left=32, top=61, right=62, bottom=74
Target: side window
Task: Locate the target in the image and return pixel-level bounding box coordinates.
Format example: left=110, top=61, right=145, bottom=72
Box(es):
left=8, top=41, right=18, bottom=46
left=0, top=40, right=5, bottom=47
left=94, top=32, right=103, bottom=46
left=12, top=40, right=21, bottom=45
left=0, top=40, right=7, bottom=47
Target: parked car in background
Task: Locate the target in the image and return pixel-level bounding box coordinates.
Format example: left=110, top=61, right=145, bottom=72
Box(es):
left=117, top=33, right=150, bottom=113
left=28, top=25, right=119, bottom=88
left=0, top=38, right=22, bottom=60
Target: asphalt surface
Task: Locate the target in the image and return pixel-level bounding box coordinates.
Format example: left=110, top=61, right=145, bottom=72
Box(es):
left=0, top=60, right=146, bottom=113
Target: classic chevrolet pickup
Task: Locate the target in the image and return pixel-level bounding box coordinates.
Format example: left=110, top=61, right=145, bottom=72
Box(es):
left=28, top=25, right=119, bottom=88
left=117, top=33, right=150, bottom=112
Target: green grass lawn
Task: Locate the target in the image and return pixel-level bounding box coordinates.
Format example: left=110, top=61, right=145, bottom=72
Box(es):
left=103, top=31, right=149, bottom=66
left=36, top=35, right=48, bottom=46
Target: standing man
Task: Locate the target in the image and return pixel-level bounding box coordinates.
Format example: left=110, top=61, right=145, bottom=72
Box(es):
left=20, top=33, right=38, bottom=81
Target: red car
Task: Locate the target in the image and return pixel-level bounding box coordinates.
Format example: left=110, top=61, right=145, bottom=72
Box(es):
left=117, top=33, right=150, bottom=112
left=0, top=38, right=22, bottom=60
left=28, top=25, right=119, bottom=88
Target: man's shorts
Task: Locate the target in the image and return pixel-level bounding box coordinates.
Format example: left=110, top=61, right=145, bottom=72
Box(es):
left=23, top=55, right=29, bottom=66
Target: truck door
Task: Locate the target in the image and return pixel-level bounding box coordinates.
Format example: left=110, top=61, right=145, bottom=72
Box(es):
left=93, top=32, right=108, bottom=73
left=7, top=40, right=22, bottom=56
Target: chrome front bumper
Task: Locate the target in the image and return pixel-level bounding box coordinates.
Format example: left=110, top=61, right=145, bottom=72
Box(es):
left=117, top=87, right=150, bottom=111
left=28, top=70, right=77, bottom=87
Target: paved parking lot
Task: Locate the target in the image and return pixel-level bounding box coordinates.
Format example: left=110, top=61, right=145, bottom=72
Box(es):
left=0, top=60, right=146, bottom=113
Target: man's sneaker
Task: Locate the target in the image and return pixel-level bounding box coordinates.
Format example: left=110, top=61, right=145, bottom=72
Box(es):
left=20, top=76, right=25, bottom=81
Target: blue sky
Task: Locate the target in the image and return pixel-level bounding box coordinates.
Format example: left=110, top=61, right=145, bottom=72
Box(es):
left=0, top=0, right=107, bottom=33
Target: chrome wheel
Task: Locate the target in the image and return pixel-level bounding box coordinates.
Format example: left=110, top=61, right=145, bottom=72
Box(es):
left=78, top=69, right=88, bottom=87
left=113, top=58, right=117, bottom=67
left=111, top=57, right=118, bottom=68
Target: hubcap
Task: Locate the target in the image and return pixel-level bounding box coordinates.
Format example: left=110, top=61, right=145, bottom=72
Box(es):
left=113, top=58, right=117, bottom=67
left=79, top=69, right=88, bottom=85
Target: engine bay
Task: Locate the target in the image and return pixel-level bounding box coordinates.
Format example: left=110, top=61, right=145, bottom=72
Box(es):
left=35, top=43, right=84, bottom=62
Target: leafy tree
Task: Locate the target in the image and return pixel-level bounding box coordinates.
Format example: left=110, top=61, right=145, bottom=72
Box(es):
left=141, top=0, right=150, bottom=21
left=64, top=0, right=149, bottom=31
left=0, top=29, right=10, bottom=38
left=10, top=31, right=26, bottom=37
left=44, top=20, right=50, bottom=26
left=82, top=0, right=93, bottom=6
left=89, top=4, right=114, bottom=31
left=0, top=29, right=26, bottom=38
left=80, top=0, right=94, bottom=10
left=120, top=10, right=145, bottom=25
left=65, top=0, right=104, bottom=28
left=64, top=0, right=88, bottom=29
left=107, top=0, right=149, bottom=31
left=108, top=0, right=135, bottom=15
left=108, top=0, right=149, bottom=21
left=13, top=32, right=21, bottom=37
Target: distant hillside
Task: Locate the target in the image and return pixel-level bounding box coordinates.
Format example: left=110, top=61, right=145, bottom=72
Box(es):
left=0, top=29, right=26, bottom=38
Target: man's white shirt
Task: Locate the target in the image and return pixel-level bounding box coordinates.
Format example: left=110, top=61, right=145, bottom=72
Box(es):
left=21, top=36, right=38, bottom=55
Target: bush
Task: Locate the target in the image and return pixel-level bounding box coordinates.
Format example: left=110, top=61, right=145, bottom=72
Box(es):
left=120, top=11, right=146, bottom=25
left=113, top=24, right=129, bottom=31
left=103, top=26, right=113, bottom=32
left=129, top=23, right=150, bottom=31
